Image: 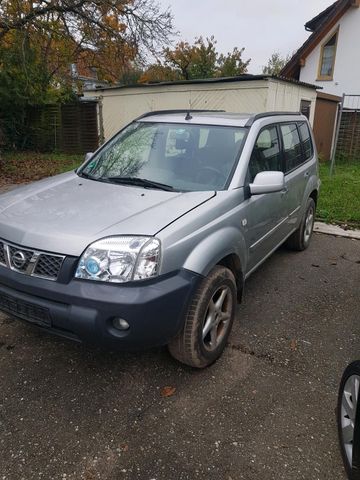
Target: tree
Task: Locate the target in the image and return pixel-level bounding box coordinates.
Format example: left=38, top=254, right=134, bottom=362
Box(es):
left=217, top=47, right=251, bottom=77
left=140, top=36, right=251, bottom=83
left=262, top=52, right=291, bottom=76
left=163, top=40, right=197, bottom=80
left=138, top=63, right=180, bottom=83
left=186, top=36, right=218, bottom=79
left=0, top=1, right=174, bottom=84
left=0, top=0, right=174, bottom=149
left=0, top=31, right=73, bottom=149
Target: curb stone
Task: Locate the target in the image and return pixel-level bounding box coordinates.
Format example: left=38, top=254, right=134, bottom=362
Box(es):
left=314, top=222, right=360, bottom=240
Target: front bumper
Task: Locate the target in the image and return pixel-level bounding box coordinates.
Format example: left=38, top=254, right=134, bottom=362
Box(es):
left=0, top=265, right=202, bottom=349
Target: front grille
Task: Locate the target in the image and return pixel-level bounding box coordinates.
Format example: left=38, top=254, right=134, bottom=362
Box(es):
left=0, top=242, right=5, bottom=266
left=8, top=245, right=34, bottom=272
left=34, top=255, right=64, bottom=279
left=0, top=239, right=65, bottom=281
left=0, top=292, right=51, bottom=327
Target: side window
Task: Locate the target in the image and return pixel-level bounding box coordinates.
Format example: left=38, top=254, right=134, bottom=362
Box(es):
left=298, top=122, right=314, bottom=161
left=280, top=124, right=303, bottom=172
left=248, top=126, right=282, bottom=182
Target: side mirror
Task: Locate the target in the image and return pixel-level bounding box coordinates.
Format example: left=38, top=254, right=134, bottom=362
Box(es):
left=85, top=152, right=93, bottom=162
left=249, top=171, right=285, bottom=195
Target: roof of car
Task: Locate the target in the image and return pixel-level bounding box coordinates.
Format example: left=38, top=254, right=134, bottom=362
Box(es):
left=138, top=110, right=306, bottom=128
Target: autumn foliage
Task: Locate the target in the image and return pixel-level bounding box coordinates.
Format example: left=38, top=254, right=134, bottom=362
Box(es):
left=0, top=0, right=173, bottom=148
left=140, top=37, right=251, bottom=83
left=0, top=0, right=173, bottom=84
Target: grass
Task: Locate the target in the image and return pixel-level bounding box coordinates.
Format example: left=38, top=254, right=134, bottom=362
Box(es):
left=0, top=151, right=83, bottom=187
left=318, top=162, right=360, bottom=227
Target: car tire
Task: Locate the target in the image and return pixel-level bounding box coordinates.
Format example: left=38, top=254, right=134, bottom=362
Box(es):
left=286, top=197, right=316, bottom=251
left=337, top=361, right=360, bottom=479
left=168, top=265, right=237, bottom=369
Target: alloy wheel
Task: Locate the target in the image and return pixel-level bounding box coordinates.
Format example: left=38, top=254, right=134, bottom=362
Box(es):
left=202, top=286, right=232, bottom=351
left=304, top=206, right=315, bottom=244
left=341, top=374, right=360, bottom=466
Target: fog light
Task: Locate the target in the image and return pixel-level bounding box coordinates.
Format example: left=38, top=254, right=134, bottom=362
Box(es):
left=113, top=318, right=130, bottom=331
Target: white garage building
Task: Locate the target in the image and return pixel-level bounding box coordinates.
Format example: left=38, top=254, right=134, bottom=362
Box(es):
left=83, top=75, right=318, bottom=142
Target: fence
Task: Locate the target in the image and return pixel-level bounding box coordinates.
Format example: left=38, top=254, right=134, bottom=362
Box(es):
left=26, top=101, right=99, bottom=154
left=331, top=94, right=360, bottom=172
left=336, top=110, right=360, bottom=161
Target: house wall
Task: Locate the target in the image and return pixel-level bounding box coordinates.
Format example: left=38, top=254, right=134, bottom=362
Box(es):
left=84, top=79, right=316, bottom=141
left=300, top=6, right=360, bottom=99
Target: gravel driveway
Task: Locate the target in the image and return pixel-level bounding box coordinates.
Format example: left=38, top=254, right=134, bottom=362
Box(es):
left=0, top=233, right=359, bottom=480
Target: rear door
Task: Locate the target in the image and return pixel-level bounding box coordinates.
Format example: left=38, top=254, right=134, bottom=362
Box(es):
left=279, top=122, right=314, bottom=235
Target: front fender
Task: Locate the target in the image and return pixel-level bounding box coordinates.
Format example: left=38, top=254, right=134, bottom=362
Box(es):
left=182, top=226, right=247, bottom=280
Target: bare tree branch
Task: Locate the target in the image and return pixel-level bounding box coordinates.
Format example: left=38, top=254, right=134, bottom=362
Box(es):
left=0, top=0, right=174, bottom=58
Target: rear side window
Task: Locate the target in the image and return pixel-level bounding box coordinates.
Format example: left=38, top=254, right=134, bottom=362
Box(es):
left=298, top=122, right=314, bottom=161
left=280, top=124, right=303, bottom=172
left=248, top=126, right=282, bottom=182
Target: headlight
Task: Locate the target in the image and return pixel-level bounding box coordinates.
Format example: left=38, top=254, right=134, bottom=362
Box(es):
left=75, top=236, right=161, bottom=283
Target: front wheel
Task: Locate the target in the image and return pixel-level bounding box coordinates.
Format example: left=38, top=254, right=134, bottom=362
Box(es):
left=286, top=197, right=316, bottom=251
left=168, top=265, right=237, bottom=368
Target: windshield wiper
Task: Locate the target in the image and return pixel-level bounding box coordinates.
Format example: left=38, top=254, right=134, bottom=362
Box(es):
left=104, top=176, right=176, bottom=192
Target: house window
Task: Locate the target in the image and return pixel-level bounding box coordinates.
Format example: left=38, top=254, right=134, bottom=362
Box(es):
left=318, top=30, right=338, bottom=80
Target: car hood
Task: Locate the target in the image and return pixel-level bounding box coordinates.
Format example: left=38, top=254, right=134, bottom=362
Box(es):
left=0, top=172, right=215, bottom=256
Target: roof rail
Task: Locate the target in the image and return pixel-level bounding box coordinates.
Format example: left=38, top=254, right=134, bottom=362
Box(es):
left=135, top=109, right=226, bottom=121
left=245, top=111, right=303, bottom=127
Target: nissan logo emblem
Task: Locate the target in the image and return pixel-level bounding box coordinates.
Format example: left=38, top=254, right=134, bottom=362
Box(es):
left=11, top=251, right=27, bottom=269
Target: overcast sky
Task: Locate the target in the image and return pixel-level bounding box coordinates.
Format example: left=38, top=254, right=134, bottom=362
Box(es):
left=157, top=0, right=332, bottom=73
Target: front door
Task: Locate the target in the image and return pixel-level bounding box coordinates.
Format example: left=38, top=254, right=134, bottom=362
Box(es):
left=242, top=125, right=288, bottom=274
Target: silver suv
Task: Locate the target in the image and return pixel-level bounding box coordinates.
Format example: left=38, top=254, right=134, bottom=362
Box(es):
left=0, top=110, right=320, bottom=368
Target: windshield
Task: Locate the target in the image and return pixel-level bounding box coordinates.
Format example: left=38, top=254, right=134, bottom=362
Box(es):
left=79, top=121, right=247, bottom=192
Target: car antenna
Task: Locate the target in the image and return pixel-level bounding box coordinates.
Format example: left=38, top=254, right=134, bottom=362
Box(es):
left=185, top=99, right=192, bottom=121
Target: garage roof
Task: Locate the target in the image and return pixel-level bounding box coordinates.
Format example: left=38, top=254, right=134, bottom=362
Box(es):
left=84, top=74, right=318, bottom=93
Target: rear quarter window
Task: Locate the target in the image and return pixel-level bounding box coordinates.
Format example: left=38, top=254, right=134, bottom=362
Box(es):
left=298, top=122, right=314, bottom=161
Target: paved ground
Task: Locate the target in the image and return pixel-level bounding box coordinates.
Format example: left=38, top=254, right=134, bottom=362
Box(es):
left=0, top=184, right=19, bottom=193
left=0, top=234, right=359, bottom=480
